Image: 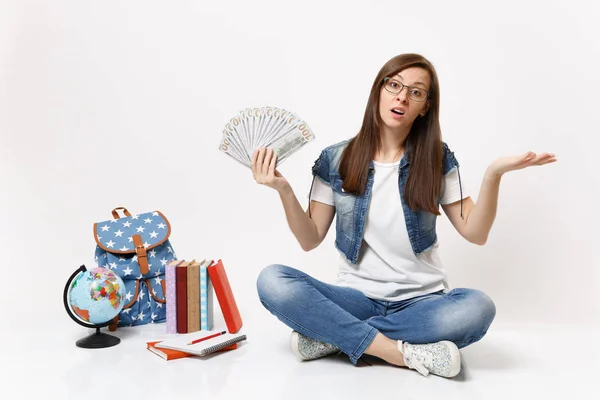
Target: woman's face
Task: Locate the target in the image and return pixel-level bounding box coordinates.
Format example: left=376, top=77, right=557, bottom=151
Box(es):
left=379, top=67, right=431, bottom=132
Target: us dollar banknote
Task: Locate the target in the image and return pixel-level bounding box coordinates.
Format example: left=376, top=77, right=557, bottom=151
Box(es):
left=219, top=106, right=316, bottom=168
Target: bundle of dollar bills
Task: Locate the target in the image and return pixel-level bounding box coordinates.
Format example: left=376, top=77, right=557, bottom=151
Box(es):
left=218, top=106, right=316, bottom=168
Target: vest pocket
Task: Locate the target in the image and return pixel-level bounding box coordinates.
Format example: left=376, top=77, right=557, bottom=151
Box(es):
left=416, top=209, right=437, bottom=236
left=331, top=177, right=355, bottom=215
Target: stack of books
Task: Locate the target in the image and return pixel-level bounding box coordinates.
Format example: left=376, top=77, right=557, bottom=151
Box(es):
left=147, top=259, right=245, bottom=360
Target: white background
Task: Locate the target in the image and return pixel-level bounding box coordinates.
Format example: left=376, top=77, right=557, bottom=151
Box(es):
left=1, top=0, right=598, bottom=397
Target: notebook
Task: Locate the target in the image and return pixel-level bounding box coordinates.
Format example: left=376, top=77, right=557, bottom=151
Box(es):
left=176, top=261, right=191, bottom=333
left=199, top=259, right=214, bottom=330
left=165, top=260, right=184, bottom=334
left=147, top=340, right=238, bottom=361
left=155, top=330, right=247, bottom=356
left=187, top=260, right=201, bottom=332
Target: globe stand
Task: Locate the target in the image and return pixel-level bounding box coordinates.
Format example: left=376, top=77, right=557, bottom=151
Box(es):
left=64, top=264, right=123, bottom=349
left=76, top=327, right=121, bottom=349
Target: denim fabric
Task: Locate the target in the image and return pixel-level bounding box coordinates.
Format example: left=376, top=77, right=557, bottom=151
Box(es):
left=311, top=140, right=461, bottom=264
left=257, top=264, right=495, bottom=365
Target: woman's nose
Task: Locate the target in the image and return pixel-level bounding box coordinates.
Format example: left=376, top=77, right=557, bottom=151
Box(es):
left=395, top=87, right=409, bottom=102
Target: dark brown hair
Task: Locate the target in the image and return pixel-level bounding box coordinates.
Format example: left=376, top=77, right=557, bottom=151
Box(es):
left=339, top=53, right=443, bottom=215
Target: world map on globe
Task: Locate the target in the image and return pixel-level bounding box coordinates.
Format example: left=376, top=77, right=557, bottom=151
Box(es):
left=68, top=267, right=127, bottom=325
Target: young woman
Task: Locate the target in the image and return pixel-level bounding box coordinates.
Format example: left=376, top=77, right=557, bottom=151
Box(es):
left=251, top=53, right=556, bottom=378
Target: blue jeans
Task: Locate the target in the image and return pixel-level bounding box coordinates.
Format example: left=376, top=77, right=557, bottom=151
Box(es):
left=256, top=264, right=496, bottom=365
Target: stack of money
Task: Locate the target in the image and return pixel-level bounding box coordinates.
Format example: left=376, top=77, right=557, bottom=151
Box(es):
left=218, top=106, right=316, bottom=168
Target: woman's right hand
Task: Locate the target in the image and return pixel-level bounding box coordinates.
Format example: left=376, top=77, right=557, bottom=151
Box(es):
left=251, top=147, right=290, bottom=193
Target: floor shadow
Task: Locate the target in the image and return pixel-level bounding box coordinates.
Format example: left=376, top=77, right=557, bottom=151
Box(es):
left=345, top=340, right=518, bottom=379
left=452, top=359, right=470, bottom=381
left=460, top=341, right=519, bottom=370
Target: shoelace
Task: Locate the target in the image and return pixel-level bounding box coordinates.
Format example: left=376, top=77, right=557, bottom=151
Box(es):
left=404, top=345, right=433, bottom=376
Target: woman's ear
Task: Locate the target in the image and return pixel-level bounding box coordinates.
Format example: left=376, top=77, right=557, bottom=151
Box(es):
left=420, top=103, right=430, bottom=117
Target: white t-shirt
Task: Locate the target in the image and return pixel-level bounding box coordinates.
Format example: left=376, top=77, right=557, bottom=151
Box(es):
left=309, top=160, right=469, bottom=301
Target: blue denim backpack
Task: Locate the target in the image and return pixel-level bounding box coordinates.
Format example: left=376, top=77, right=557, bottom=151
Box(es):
left=94, top=207, right=177, bottom=330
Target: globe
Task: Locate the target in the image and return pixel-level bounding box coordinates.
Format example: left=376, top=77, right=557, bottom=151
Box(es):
left=63, top=265, right=127, bottom=348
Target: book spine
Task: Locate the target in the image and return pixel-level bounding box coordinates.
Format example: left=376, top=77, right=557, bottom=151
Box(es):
left=176, top=263, right=188, bottom=334
left=200, top=262, right=214, bottom=330
left=187, top=262, right=200, bottom=333
left=165, top=260, right=179, bottom=334
left=207, top=259, right=243, bottom=333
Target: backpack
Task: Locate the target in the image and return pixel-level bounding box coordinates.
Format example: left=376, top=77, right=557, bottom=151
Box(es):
left=94, top=207, right=177, bottom=330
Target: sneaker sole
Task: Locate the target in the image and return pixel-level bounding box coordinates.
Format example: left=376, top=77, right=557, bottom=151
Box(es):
left=441, top=340, right=461, bottom=378
left=290, top=331, right=308, bottom=360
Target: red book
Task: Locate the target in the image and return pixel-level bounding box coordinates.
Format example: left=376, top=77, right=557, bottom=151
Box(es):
left=176, top=262, right=189, bottom=333
left=147, top=341, right=192, bottom=361
left=207, top=259, right=243, bottom=333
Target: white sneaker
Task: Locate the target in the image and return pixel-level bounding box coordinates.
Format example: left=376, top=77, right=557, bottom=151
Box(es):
left=290, top=331, right=340, bottom=361
left=399, top=340, right=461, bottom=378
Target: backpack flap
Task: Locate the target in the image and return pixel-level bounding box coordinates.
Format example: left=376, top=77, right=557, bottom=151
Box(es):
left=94, top=209, right=171, bottom=275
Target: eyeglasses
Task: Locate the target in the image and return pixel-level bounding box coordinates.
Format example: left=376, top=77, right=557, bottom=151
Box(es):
left=382, top=77, right=429, bottom=102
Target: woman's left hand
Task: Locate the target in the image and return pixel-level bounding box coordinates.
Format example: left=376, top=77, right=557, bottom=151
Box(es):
left=488, top=151, right=557, bottom=177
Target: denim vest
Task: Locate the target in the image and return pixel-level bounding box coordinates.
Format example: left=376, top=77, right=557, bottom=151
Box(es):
left=311, top=140, right=461, bottom=264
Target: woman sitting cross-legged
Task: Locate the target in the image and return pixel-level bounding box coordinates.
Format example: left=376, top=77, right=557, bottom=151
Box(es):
left=251, top=53, right=556, bottom=378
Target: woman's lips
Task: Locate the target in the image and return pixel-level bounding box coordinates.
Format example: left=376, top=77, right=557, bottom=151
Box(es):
left=391, top=109, right=404, bottom=120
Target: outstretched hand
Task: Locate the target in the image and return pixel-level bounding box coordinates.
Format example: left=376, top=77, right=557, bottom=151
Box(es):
left=251, top=147, right=290, bottom=193
left=488, top=151, right=557, bottom=177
